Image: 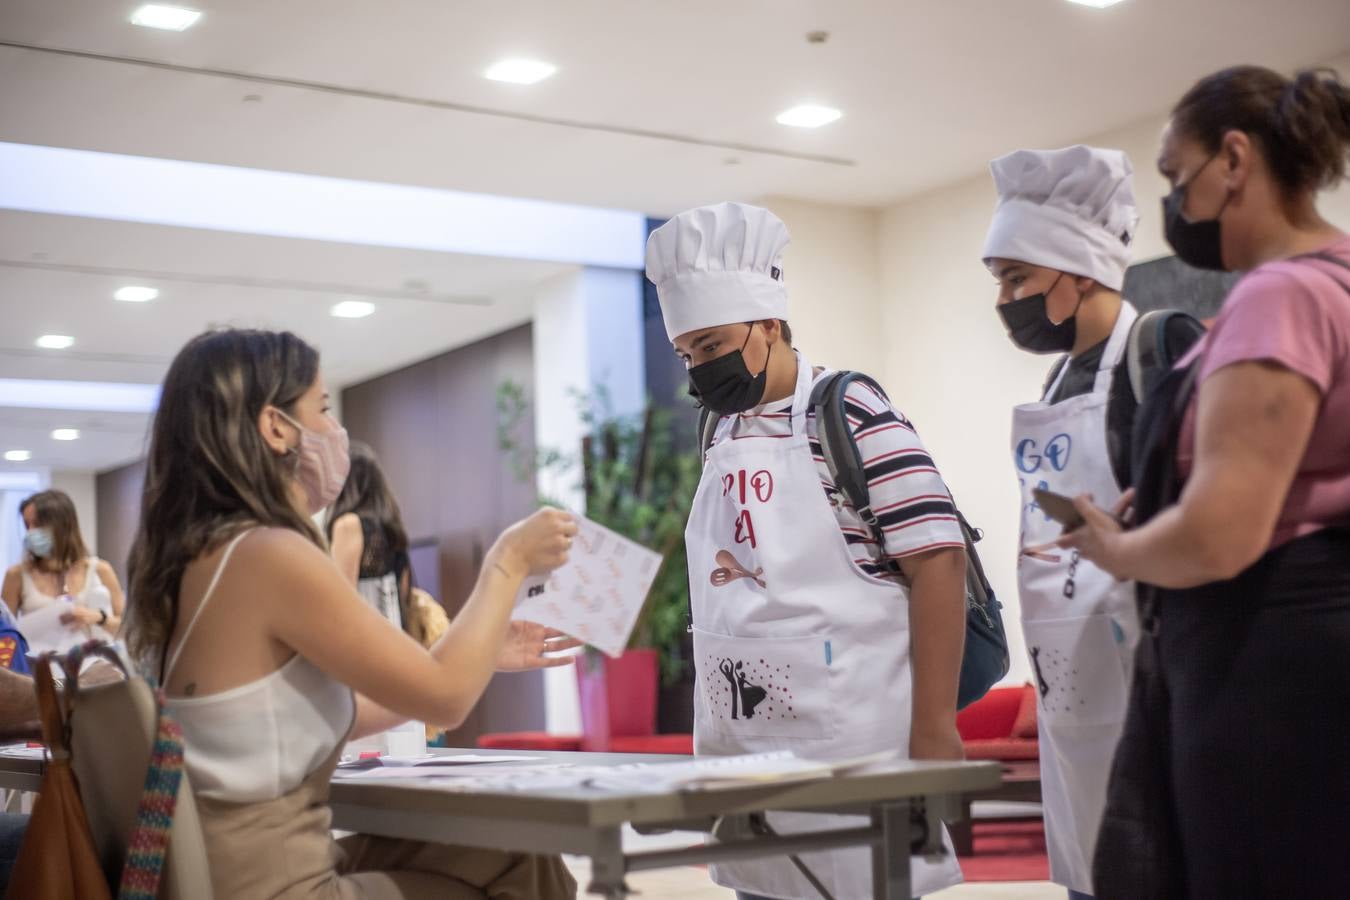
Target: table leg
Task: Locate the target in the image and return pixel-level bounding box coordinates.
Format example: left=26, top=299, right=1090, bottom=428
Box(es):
left=871, top=801, right=912, bottom=900
left=948, top=798, right=974, bottom=857
left=586, top=826, right=629, bottom=899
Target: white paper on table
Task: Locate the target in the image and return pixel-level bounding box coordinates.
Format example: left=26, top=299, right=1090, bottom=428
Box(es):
left=338, top=754, right=544, bottom=770
left=333, top=763, right=571, bottom=782
left=483, top=751, right=906, bottom=794
left=0, top=747, right=47, bottom=760
left=512, top=516, right=663, bottom=657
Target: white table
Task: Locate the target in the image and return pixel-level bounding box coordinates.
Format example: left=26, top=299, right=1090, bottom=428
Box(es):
left=0, top=746, right=1000, bottom=899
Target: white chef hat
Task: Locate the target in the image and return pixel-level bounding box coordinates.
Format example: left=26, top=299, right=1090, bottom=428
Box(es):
left=981, top=145, right=1139, bottom=291
left=645, top=201, right=790, bottom=341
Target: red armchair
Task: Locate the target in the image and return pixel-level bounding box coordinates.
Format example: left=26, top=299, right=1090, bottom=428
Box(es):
left=957, top=684, right=1039, bottom=761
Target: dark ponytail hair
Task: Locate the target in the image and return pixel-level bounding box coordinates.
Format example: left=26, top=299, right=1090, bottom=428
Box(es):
left=1172, top=65, right=1350, bottom=195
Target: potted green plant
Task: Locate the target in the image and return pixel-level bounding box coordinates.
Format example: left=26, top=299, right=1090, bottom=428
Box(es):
left=497, top=381, right=701, bottom=743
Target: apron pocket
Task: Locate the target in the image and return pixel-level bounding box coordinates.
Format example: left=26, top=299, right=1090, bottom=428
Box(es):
left=1022, top=614, right=1128, bottom=727
left=693, top=627, right=834, bottom=740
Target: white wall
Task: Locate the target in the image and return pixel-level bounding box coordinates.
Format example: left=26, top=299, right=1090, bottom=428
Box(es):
left=877, top=68, right=1350, bottom=684
left=49, top=469, right=98, bottom=556
left=755, top=197, right=886, bottom=378
left=531, top=266, right=647, bottom=733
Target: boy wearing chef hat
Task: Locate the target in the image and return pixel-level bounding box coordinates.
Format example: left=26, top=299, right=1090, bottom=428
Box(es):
left=983, top=146, right=1199, bottom=900
left=647, top=202, right=967, bottom=900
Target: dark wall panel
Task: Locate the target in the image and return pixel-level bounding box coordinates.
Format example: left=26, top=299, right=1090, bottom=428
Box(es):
left=1124, top=255, right=1240, bottom=321
left=341, top=324, right=545, bottom=743
left=95, top=459, right=146, bottom=589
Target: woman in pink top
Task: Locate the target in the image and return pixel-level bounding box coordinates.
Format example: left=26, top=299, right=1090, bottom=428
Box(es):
left=1062, top=65, right=1350, bottom=898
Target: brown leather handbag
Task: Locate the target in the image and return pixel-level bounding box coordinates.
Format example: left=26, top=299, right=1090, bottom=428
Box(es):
left=7, top=652, right=113, bottom=900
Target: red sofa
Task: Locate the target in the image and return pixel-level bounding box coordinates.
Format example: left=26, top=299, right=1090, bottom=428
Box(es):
left=479, top=687, right=1037, bottom=760
left=956, top=683, right=1040, bottom=761
left=477, top=732, right=693, bottom=755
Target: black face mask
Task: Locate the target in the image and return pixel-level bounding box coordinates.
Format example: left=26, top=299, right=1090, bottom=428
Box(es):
left=998, top=273, right=1077, bottom=355
left=687, top=326, right=771, bottom=415
left=1163, top=152, right=1231, bottom=271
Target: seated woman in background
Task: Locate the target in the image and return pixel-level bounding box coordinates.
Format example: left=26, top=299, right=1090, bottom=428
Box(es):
left=328, top=440, right=414, bottom=630
left=328, top=441, right=452, bottom=743
left=122, top=328, right=581, bottom=900
left=2, top=489, right=125, bottom=648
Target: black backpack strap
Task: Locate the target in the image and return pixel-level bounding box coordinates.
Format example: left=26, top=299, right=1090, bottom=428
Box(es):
left=809, top=371, right=884, bottom=542
left=1041, top=355, right=1070, bottom=401
left=810, top=372, right=993, bottom=596
left=1125, top=309, right=1206, bottom=405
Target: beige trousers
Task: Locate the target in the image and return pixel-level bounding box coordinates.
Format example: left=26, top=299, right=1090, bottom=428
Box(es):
left=195, top=746, right=577, bottom=900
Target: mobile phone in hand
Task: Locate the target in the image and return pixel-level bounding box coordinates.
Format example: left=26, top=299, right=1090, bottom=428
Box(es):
left=1032, top=487, right=1086, bottom=531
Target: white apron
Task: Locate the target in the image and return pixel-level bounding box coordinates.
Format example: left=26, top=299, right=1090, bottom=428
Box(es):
left=1011, top=303, right=1141, bottom=894
left=689, top=353, right=962, bottom=900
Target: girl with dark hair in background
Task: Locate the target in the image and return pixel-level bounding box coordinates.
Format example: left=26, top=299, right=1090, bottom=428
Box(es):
left=328, top=440, right=413, bottom=629
left=1063, top=65, right=1350, bottom=897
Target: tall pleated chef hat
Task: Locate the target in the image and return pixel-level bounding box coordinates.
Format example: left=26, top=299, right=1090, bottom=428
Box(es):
left=646, top=202, right=790, bottom=341
left=982, top=145, right=1139, bottom=291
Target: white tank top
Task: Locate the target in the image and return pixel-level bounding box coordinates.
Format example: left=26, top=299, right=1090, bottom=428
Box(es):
left=164, top=530, right=355, bottom=803
left=20, top=559, right=113, bottom=615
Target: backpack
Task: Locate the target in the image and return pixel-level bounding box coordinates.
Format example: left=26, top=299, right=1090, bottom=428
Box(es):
left=698, top=372, right=1011, bottom=710
left=1044, top=309, right=1208, bottom=405
left=1043, top=309, right=1208, bottom=487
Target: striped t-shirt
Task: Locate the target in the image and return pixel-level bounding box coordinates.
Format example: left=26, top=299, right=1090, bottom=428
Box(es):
left=707, top=373, right=965, bottom=582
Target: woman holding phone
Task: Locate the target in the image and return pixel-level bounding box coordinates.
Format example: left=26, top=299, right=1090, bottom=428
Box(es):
left=1062, top=65, right=1350, bottom=896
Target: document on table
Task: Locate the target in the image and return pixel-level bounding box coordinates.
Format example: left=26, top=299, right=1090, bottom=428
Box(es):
left=334, top=751, right=905, bottom=793
left=513, top=515, right=663, bottom=657
left=337, top=754, right=543, bottom=770
left=0, top=746, right=47, bottom=760
left=333, top=762, right=571, bottom=782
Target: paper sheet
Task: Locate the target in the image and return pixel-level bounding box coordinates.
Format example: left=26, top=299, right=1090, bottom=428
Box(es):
left=0, top=747, right=47, bottom=760
left=513, top=516, right=663, bottom=657
left=332, top=752, right=890, bottom=793
left=333, top=763, right=571, bottom=782
left=17, top=602, right=112, bottom=656
left=337, top=754, right=543, bottom=770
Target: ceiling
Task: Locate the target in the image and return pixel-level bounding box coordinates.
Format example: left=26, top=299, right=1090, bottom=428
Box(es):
left=0, top=0, right=1347, bottom=473
left=0, top=210, right=570, bottom=471
left=1, top=0, right=1347, bottom=212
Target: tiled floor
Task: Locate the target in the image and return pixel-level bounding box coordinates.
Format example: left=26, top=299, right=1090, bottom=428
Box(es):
left=565, top=827, right=1062, bottom=899
left=565, top=858, right=1061, bottom=899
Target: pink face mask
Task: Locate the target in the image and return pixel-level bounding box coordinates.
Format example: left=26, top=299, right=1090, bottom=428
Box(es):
left=277, top=409, right=351, bottom=515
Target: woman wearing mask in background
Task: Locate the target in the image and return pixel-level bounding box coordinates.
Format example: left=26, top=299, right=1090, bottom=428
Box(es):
left=1062, top=66, right=1350, bottom=897
left=123, top=328, right=581, bottom=899
left=2, top=489, right=125, bottom=651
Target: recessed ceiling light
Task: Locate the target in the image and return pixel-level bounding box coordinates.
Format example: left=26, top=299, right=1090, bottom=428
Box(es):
left=1065, top=0, right=1126, bottom=7
left=484, top=58, right=558, bottom=85
left=776, top=104, right=843, bottom=128
left=3, top=450, right=31, bottom=463
left=114, top=285, right=159, bottom=303
left=35, top=334, right=75, bottom=350
left=130, top=4, right=202, bottom=31
left=51, top=429, right=80, bottom=442
left=331, top=300, right=376, bottom=319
